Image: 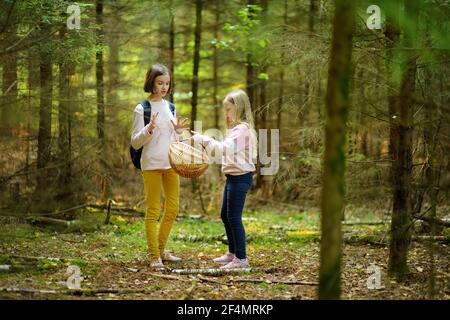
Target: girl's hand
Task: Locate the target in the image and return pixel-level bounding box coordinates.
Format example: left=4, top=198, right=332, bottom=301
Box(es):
left=171, top=118, right=190, bottom=132
left=190, top=130, right=210, bottom=147
left=148, top=112, right=159, bottom=134
left=189, top=130, right=196, bottom=143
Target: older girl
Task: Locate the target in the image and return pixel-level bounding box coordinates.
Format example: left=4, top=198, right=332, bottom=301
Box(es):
left=131, top=64, right=188, bottom=268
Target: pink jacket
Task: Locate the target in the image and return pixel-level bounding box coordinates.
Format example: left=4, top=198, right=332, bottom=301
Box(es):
left=192, top=124, right=256, bottom=175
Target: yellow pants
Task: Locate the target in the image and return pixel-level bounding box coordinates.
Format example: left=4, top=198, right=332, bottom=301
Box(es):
left=142, top=168, right=179, bottom=258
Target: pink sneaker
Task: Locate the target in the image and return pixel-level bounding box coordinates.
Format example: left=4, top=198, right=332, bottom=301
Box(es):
left=220, top=257, right=250, bottom=269
left=213, top=252, right=236, bottom=264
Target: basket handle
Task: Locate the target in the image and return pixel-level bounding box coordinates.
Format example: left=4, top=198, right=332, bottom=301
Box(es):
left=179, top=137, right=208, bottom=162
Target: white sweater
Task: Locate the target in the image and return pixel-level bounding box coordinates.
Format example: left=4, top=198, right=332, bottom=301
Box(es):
left=130, top=99, right=179, bottom=170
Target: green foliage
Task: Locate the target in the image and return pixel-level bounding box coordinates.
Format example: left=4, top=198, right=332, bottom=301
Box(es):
left=36, top=257, right=62, bottom=271
left=257, top=72, right=269, bottom=80
left=221, top=3, right=271, bottom=67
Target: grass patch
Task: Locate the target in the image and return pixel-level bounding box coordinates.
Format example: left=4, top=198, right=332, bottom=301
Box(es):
left=0, top=223, right=38, bottom=242
left=273, top=283, right=289, bottom=291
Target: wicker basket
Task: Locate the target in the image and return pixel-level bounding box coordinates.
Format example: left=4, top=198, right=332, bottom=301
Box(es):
left=168, top=141, right=209, bottom=178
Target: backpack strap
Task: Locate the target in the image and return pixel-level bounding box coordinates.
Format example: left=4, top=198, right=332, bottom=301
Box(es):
left=168, top=102, right=175, bottom=117
left=141, top=99, right=175, bottom=124
left=140, top=99, right=152, bottom=125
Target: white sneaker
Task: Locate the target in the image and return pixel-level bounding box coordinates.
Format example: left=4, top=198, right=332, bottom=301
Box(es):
left=150, top=257, right=165, bottom=269
left=161, top=251, right=182, bottom=263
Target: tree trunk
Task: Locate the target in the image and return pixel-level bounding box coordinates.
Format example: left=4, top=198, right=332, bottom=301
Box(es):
left=96, top=0, right=109, bottom=200
left=190, top=0, right=203, bottom=197
left=388, top=0, right=419, bottom=279
left=422, top=22, right=440, bottom=297
left=385, top=1, right=400, bottom=163
left=246, top=55, right=256, bottom=127
left=277, top=0, right=288, bottom=133
left=1, top=24, right=18, bottom=136
left=277, top=69, right=284, bottom=131
left=190, top=0, right=203, bottom=131
left=358, top=68, right=368, bottom=156
left=57, top=38, right=74, bottom=200
left=372, top=57, right=382, bottom=159
left=169, top=0, right=175, bottom=103
left=246, top=0, right=257, bottom=129
left=258, top=65, right=268, bottom=192
left=213, top=0, right=222, bottom=178
left=254, top=0, right=268, bottom=190
left=107, top=23, right=119, bottom=139
left=259, top=0, right=268, bottom=132
left=213, top=1, right=220, bottom=131
left=26, top=50, right=39, bottom=184
left=96, top=0, right=105, bottom=143
left=424, top=102, right=438, bottom=300
left=309, top=0, right=318, bottom=34
left=319, top=0, right=354, bottom=300
left=36, top=23, right=53, bottom=194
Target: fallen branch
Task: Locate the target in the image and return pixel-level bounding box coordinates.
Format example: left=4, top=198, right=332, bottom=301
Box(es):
left=0, top=204, right=88, bottom=217
left=413, top=215, right=450, bottom=228
left=412, top=235, right=448, bottom=242
left=342, top=221, right=388, bottom=226
left=26, top=217, right=80, bottom=228
left=0, top=287, right=156, bottom=296
left=343, top=235, right=449, bottom=246
left=0, top=287, right=58, bottom=295
left=0, top=255, right=66, bottom=272
left=65, top=288, right=153, bottom=296
left=343, top=235, right=386, bottom=246
left=0, top=265, right=11, bottom=272
left=0, top=202, right=145, bottom=220
left=196, top=275, right=230, bottom=286
left=196, top=275, right=318, bottom=286
left=168, top=268, right=263, bottom=276
left=172, top=234, right=227, bottom=243
left=107, top=210, right=144, bottom=218
left=88, top=204, right=144, bottom=217
left=231, top=278, right=318, bottom=286
left=148, top=272, right=191, bottom=282
left=7, top=255, right=65, bottom=262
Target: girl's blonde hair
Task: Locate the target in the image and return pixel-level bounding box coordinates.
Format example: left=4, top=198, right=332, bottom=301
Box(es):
left=223, top=89, right=257, bottom=158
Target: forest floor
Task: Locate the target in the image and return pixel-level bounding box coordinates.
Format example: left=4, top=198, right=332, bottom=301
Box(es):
left=0, top=202, right=449, bottom=300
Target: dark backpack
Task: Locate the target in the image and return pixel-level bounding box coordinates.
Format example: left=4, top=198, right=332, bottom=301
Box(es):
left=130, top=99, right=175, bottom=169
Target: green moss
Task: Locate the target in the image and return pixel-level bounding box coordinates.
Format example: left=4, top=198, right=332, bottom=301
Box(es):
left=258, top=282, right=270, bottom=289
left=273, top=283, right=289, bottom=291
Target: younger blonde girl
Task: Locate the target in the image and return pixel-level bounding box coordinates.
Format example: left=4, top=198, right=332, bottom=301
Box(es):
left=191, top=89, right=257, bottom=269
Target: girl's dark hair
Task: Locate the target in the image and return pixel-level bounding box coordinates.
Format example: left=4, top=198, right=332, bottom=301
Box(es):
left=143, top=64, right=172, bottom=93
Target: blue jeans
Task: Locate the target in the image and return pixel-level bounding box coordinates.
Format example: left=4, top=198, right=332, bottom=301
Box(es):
left=220, top=172, right=253, bottom=260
